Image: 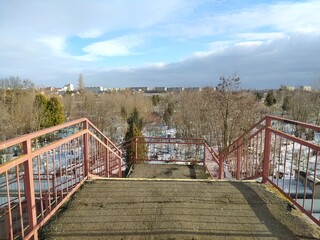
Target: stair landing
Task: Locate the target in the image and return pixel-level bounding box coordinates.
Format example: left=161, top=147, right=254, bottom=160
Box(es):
left=41, top=179, right=320, bottom=239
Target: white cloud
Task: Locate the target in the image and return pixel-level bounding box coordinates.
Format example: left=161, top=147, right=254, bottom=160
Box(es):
left=83, top=35, right=144, bottom=57
left=235, top=41, right=263, bottom=47
left=160, top=0, right=320, bottom=39
left=146, top=62, right=166, bottom=69
left=77, top=30, right=103, bottom=39
left=238, top=32, right=286, bottom=41
left=83, top=40, right=131, bottom=57
left=0, top=0, right=319, bottom=88
left=37, top=36, right=66, bottom=56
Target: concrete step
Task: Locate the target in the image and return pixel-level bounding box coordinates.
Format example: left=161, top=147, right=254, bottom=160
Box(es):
left=40, top=179, right=320, bottom=239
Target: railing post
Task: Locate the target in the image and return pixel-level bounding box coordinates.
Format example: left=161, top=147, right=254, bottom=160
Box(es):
left=218, top=157, right=224, bottom=179
left=236, top=140, right=242, bottom=180
left=118, top=156, right=122, bottom=177
left=203, top=143, right=206, bottom=165
left=135, top=137, right=138, bottom=162
left=22, top=140, right=38, bottom=240
left=262, top=117, right=271, bottom=183
left=104, top=140, right=109, bottom=177
left=83, top=120, right=90, bottom=177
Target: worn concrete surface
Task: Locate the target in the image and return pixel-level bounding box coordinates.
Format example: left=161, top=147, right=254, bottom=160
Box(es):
left=127, top=163, right=209, bottom=179
left=41, top=178, right=320, bottom=239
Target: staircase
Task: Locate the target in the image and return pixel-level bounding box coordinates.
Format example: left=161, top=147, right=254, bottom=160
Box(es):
left=1, top=115, right=320, bottom=239
left=40, top=179, right=317, bottom=240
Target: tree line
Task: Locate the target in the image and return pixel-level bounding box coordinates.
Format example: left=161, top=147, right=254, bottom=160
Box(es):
left=1, top=76, right=319, bottom=151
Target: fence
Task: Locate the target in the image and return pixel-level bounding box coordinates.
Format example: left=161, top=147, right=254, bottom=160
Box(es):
left=1, top=115, right=320, bottom=238
left=119, top=137, right=220, bottom=178
left=0, top=118, right=122, bottom=240
left=221, top=115, right=320, bottom=225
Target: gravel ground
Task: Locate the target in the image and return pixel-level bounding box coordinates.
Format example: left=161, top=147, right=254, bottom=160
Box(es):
left=40, top=177, right=320, bottom=239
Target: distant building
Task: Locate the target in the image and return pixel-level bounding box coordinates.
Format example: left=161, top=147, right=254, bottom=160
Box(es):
left=84, top=86, right=103, bottom=93
left=167, top=87, right=184, bottom=92
left=154, top=87, right=167, bottom=92
left=130, top=87, right=148, bottom=92
left=300, top=86, right=312, bottom=91
left=282, top=86, right=295, bottom=91
left=185, top=87, right=202, bottom=92
left=62, top=84, right=74, bottom=92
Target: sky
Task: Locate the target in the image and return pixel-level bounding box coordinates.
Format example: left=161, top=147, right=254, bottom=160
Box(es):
left=0, top=0, right=319, bottom=89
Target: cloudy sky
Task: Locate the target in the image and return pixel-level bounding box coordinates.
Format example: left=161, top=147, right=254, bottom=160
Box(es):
left=0, top=0, right=319, bottom=89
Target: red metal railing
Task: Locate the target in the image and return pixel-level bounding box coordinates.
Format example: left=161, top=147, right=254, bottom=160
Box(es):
left=0, top=118, right=122, bottom=240
left=1, top=115, right=320, bottom=238
left=119, top=136, right=220, bottom=178
left=221, top=115, right=320, bottom=225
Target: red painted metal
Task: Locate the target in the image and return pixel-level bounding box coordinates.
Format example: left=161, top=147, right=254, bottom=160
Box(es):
left=0, top=118, right=122, bottom=239
left=119, top=137, right=220, bottom=178
left=262, top=117, right=271, bottom=183
left=1, top=114, right=320, bottom=239
left=221, top=115, right=320, bottom=226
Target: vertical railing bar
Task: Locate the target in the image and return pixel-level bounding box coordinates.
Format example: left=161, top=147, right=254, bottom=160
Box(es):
left=302, top=148, right=311, bottom=207
left=15, top=165, right=25, bottom=238
left=236, top=139, right=241, bottom=180
left=276, top=136, right=283, bottom=186
left=259, top=130, right=264, bottom=172
left=64, top=143, right=69, bottom=196
left=70, top=138, right=75, bottom=187
left=271, top=134, right=277, bottom=183
left=295, top=144, right=303, bottom=202
left=255, top=135, right=259, bottom=176
left=283, top=138, right=289, bottom=191
left=243, top=141, right=247, bottom=178
left=251, top=137, right=255, bottom=177
left=83, top=120, right=90, bottom=178
left=80, top=136, right=84, bottom=178
left=135, top=137, right=138, bottom=163
left=22, top=139, right=38, bottom=240
left=93, top=138, right=96, bottom=175
left=58, top=145, right=63, bottom=203
left=37, top=156, right=44, bottom=221
left=310, top=153, right=318, bottom=215
left=45, top=152, right=51, bottom=212
left=52, top=148, right=58, bottom=206
left=89, top=135, right=92, bottom=175
left=288, top=142, right=295, bottom=196
left=100, top=140, right=103, bottom=175
left=262, top=117, right=271, bottom=183
left=96, top=140, right=100, bottom=175
left=5, top=171, right=14, bottom=240
left=106, top=139, right=109, bottom=177
left=75, top=137, right=80, bottom=180
left=74, top=138, right=78, bottom=186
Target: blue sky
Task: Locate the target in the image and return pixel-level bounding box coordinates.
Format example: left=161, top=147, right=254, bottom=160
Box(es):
left=0, top=0, right=319, bottom=89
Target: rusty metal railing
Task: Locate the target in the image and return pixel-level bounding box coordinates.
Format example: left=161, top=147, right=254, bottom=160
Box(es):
left=0, top=118, right=122, bottom=240
left=221, top=115, right=320, bottom=225
left=119, top=136, right=220, bottom=178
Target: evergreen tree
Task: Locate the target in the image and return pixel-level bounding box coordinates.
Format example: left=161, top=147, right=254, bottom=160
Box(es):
left=45, top=97, right=65, bottom=127
left=265, top=91, right=277, bottom=106
left=33, top=95, right=64, bottom=129
left=163, top=102, right=174, bottom=127
left=282, top=96, right=291, bottom=112
left=124, top=108, right=147, bottom=165
left=33, top=94, right=48, bottom=129
left=127, top=107, right=143, bottom=131
left=151, top=95, right=161, bottom=106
